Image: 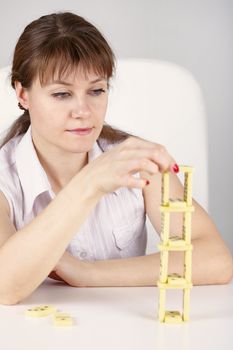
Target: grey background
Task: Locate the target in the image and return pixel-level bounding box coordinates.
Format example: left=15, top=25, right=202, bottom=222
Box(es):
left=0, top=0, right=232, bottom=253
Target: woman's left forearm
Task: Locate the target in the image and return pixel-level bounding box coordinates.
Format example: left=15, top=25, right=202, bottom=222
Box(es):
left=81, top=238, right=233, bottom=286
left=55, top=237, right=233, bottom=287
left=77, top=238, right=233, bottom=287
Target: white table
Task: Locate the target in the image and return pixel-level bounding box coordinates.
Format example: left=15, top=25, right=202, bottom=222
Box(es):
left=0, top=278, right=232, bottom=350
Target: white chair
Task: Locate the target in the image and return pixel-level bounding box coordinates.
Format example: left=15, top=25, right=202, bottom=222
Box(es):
left=107, top=59, right=208, bottom=253
left=0, top=66, right=21, bottom=134
left=0, top=59, right=208, bottom=254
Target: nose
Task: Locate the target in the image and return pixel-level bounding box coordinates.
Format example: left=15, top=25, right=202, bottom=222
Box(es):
left=71, top=96, right=91, bottom=119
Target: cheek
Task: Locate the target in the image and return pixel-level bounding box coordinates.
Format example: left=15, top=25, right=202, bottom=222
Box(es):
left=90, top=96, right=108, bottom=117
left=30, top=98, right=65, bottom=128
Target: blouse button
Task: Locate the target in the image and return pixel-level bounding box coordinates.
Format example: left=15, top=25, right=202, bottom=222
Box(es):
left=80, top=251, right=87, bottom=259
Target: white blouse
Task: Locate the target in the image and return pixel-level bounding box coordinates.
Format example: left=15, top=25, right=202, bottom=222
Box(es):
left=0, top=125, right=147, bottom=261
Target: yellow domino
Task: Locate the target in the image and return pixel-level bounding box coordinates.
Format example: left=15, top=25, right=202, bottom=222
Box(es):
left=184, top=250, right=192, bottom=281
left=183, top=288, right=191, bottom=321
left=161, top=212, right=170, bottom=243
left=184, top=173, right=193, bottom=205
left=158, top=243, right=192, bottom=252
left=167, top=274, right=186, bottom=286
left=164, top=311, right=182, bottom=323
left=179, top=166, right=194, bottom=173
left=53, top=313, right=73, bottom=326
left=25, top=305, right=57, bottom=317
left=159, top=250, right=169, bottom=283
left=158, top=280, right=192, bottom=289
left=162, top=172, right=169, bottom=204
left=169, top=199, right=187, bottom=208
left=158, top=288, right=166, bottom=322
left=183, top=212, right=192, bottom=243
left=160, top=205, right=194, bottom=213
left=158, top=237, right=192, bottom=251
left=169, top=236, right=192, bottom=249
left=169, top=236, right=186, bottom=247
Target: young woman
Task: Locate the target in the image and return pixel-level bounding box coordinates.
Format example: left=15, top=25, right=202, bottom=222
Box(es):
left=0, top=12, right=232, bottom=305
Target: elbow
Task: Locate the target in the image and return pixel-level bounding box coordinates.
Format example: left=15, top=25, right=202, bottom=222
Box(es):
left=214, top=251, right=233, bottom=285
left=0, top=288, right=30, bottom=305
left=195, top=234, right=233, bottom=285
left=0, top=286, right=23, bottom=306
left=0, top=294, right=20, bottom=306
left=219, top=255, right=233, bottom=285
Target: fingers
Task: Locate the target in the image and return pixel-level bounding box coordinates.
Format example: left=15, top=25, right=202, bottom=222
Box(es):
left=125, top=157, right=159, bottom=176
left=150, top=145, right=177, bottom=173
left=118, top=139, right=178, bottom=174
left=120, top=136, right=157, bottom=151
left=92, top=136, right=179, bottom=195
left=120, top=174, right=149, bottom=190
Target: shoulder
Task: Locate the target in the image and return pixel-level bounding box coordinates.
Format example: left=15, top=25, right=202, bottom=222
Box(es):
left=0, top=135, right=23, bottom=215
left=0, top=134, right=23, bottom=172
left=0, top=135, right=21, bottom=190
left=0, top=167, right=18, bottom=222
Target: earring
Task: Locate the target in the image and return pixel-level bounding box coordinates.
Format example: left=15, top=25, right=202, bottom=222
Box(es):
left=18, top=102, right=27, bottom=111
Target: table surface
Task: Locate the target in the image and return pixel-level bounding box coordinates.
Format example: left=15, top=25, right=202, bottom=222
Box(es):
left=0, top=278, right=232, bottom=350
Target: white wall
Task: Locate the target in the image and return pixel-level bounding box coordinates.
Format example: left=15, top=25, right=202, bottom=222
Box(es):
left=0, top=0, right=232, bottom=253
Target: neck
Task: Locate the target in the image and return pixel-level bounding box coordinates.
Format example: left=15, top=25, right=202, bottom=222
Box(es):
left=39, top=151, right=88, bottom=194
left=31, top=132, right=89, bottom=193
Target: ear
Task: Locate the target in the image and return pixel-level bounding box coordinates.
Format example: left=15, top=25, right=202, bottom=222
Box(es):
left=14, top=81, right=29, bottom=110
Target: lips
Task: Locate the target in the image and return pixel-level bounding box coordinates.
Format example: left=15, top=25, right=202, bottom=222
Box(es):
left=68, top=127, right=92, bottom=131
left=67, top=127, right=93, bottom=136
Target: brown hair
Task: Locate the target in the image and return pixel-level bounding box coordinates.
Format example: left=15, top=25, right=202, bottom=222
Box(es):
left=0, top=12, right=134, bottom=149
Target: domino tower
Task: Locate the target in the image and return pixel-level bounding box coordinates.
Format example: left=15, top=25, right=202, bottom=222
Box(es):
left=157, top=165, right=194, bottom=323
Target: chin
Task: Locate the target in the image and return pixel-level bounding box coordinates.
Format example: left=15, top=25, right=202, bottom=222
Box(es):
left=65, top=141, right=95, bottom=154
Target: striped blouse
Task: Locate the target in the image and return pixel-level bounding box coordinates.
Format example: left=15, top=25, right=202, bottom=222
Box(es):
left=0, top=125, right=147, bottom=261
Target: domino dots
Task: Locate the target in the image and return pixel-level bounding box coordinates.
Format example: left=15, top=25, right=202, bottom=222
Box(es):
left=164, top=311, right=182, bottom=323
left=53, top=313, right=73, bottom=326
left=25, top=305, right=74, bottom=326
left=25, top=305, right=57, bottom=317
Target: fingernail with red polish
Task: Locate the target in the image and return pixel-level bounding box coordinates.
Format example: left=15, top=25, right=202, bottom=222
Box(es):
left=172, top=164, right=179, bottom=173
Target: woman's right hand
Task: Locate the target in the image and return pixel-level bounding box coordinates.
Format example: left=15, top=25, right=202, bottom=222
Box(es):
left=79, top=136, right=178, bottom=196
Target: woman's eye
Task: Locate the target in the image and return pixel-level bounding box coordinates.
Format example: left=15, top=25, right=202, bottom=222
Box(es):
left=90, top=88, right=106, bottom=96
left=52, top=92, right=71, bottom=99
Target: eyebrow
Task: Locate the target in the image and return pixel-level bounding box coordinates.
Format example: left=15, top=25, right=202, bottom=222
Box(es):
left=47, top=77, right=107, bottom=86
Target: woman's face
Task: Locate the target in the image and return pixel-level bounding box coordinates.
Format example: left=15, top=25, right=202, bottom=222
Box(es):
left=18, top=66, right=109, bottom=154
